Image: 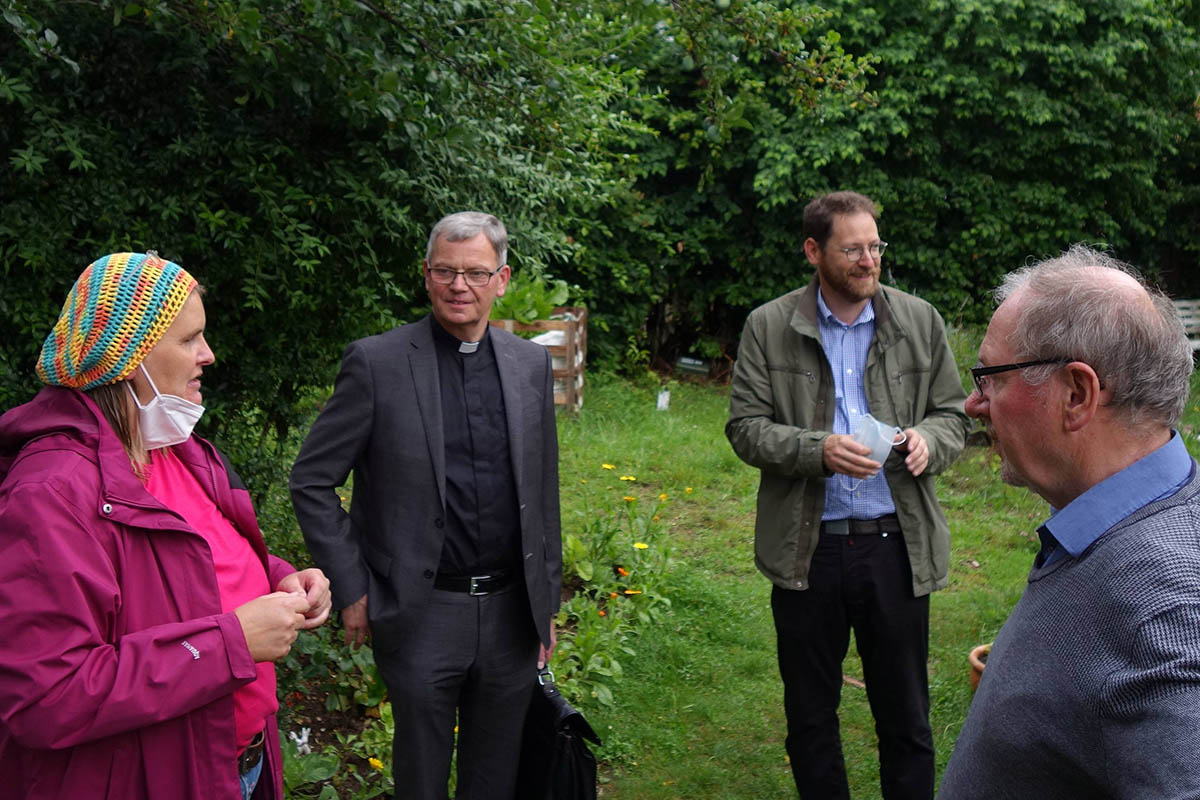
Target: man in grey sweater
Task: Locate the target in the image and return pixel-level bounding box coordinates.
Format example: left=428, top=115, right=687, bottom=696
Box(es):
left=939, top=245, right=1200, bottom=799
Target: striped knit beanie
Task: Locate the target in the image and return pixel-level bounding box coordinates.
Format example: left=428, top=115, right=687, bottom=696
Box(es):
left=37, top=252, right=198, bottom=390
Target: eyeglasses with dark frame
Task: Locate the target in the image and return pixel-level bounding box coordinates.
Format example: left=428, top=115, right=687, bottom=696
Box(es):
left=426, top=265, right=503, bottom=287
left=970, top=359, right=1075, bottom=396
left=836, top=241, right=888, bottom=262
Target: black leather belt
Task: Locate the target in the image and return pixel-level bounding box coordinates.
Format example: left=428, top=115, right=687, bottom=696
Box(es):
left=821, top=515, right=902, bottom=536
left=434, top=568, right=515, bottom=596
left=238, top=730, right=265, bottom=777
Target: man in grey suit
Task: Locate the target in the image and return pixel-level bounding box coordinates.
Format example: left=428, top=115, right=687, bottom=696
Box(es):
left=290, top=211, right=561, bottom=800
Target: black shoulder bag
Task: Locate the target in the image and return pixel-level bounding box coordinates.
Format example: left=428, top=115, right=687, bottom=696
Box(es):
left=514, top=668, right=602, bottom=800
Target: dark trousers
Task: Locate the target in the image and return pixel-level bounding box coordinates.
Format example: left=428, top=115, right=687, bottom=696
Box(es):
left=373, top=584, right=539, bottom=800
left=771, top=530, right=933, bottom=800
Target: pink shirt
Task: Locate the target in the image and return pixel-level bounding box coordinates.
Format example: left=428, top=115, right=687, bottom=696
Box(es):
left=145, top=447, right=278, bottom=751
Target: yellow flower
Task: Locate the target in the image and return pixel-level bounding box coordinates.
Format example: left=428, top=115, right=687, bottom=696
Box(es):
left=602, top=463, right=615, bottom=470
left=623, top=496, right=636, bottom=503
left=580, top=478, right=587, bottom=484
left=623, top=589, right=643, bottom=595
left=685, top=486, right=693, bottom=494
left=369, top=758, right=384, bottom=770
left=652, top=515, right=660, bottom=522
left=633, top=542, right=649, bottom=550
left=619, top=475, right=637, bottom=481
left=659, top=492, right=667, bottom=500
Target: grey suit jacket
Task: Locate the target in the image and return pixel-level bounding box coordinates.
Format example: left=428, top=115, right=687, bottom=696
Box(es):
left=289, top=316, right=562, bottom=651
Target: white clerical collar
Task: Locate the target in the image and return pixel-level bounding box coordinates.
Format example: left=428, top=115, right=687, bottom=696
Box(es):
left=458, top=340, right=480, bottom=354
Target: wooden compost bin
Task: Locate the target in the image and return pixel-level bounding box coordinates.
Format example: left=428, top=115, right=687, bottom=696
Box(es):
left=489, top=306, right=587, bottom=409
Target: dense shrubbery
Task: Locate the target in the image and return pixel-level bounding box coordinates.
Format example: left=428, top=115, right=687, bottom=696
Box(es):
left=0, top=1, right=865, bottom=488
left=557, top=0, right=1200, bottom=363
left=0, top=0, right=648, bottom=494
left=4, top=0, right=1200, bottom=481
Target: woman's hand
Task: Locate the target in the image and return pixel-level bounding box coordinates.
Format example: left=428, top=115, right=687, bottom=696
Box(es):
left=234, top=592, right=310, bottom=662
left=275, top=568, right=332, bottom=629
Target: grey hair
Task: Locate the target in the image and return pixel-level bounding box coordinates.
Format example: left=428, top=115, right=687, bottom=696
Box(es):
left=425, top=211, right=508, bottom=267
left=995, top=244, right=1192, bottom=429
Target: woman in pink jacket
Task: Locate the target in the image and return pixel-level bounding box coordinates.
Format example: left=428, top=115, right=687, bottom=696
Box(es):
left=0, top=253, right=331, bottom=800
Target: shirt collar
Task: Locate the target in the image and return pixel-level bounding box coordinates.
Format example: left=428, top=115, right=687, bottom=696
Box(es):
left=816, top=287, right=875, bottom=329
left=430, top=315, right=490, bottom=356
left=1043, top=430, right=1193, bottom=558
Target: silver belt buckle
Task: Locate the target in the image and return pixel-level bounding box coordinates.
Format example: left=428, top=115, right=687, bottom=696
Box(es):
left=468, top=575, right=490, bottom=596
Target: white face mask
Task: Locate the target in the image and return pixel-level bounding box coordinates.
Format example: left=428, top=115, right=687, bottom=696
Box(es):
left=127, top=363, right=205, bottom=449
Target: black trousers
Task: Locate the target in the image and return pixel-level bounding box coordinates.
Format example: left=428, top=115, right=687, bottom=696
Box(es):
left=373, top=584, right=539, bottom=800
left=771, top=530, right=933, bottom=800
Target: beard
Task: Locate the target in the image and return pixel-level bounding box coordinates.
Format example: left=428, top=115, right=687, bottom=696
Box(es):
left=816, top=260, right=880, bottom=304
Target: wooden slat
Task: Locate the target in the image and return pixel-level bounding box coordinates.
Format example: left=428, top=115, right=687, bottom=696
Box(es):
left=1171, top=299, right=1200, bottom=351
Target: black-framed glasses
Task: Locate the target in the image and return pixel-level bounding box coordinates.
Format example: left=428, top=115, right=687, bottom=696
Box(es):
left=426, top=265, right=502, bottom=287
left=970, top=359, right=1074, bottom=395
left=836, top=241, right=888, bottom=262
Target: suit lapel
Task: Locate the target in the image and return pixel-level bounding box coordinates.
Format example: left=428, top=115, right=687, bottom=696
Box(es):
left=408, top=318, right=446, bottom=507
left=492, top=332, right=526, bottom=495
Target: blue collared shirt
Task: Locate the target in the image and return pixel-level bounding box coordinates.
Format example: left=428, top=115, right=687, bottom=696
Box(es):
left=816, top=290, right=898, bottom=521
left=1038, top=431, right=1193, bottom=567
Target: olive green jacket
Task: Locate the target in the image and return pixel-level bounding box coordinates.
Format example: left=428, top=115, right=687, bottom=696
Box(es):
left=726, top=280, right=968, bottom=597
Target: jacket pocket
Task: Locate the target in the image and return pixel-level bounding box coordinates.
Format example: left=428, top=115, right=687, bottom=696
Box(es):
left=889, top=367, right=931, bottom=427
left=362, top=540, right=393, bottom=580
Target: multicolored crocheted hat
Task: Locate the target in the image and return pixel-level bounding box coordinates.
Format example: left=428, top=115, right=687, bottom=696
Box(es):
left=37, top=252, right=198, bottom=391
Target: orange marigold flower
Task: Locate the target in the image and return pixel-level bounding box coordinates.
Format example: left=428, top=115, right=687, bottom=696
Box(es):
left=617, top=567, right=629, bottom=577
left=598, top=609, right=607, bottom=616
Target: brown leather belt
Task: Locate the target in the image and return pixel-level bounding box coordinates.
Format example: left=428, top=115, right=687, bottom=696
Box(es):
left=433, top=568, right=515, bottom=596
left=820, top=515, right=902, bottom=536
left=238, top=730, right=265, bottom=777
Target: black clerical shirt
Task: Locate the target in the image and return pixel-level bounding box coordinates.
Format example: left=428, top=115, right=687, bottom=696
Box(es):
left=430, top=318, right=522, bottom=577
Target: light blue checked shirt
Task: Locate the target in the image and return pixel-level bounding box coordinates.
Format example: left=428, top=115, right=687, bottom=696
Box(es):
left=816, top=290, right=898, bottom=521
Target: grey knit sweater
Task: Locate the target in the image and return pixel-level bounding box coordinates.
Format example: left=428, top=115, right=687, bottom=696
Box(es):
left=939, top=469, right=1200, bottom=799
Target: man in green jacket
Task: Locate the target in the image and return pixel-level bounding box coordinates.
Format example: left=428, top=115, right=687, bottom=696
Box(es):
left=726, top=191, right=968, bottom=800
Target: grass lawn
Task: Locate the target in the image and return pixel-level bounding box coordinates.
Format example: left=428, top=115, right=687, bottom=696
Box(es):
left=277, top=331, right=1200, bottom=799
left=556, top=365, right=1055, bottom=799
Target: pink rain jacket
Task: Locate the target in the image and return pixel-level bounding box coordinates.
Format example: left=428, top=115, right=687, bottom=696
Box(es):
left=0, top=387, right=291, bottom=799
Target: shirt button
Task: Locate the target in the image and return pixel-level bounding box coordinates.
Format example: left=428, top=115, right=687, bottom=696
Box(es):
left=101, top=503, right=113, bottom=515
left=434, top=518, right=444, bottom=529
left=423, top=569, right=435, bottom=579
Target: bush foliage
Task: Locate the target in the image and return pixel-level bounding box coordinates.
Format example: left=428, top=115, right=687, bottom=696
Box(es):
left=4, top=0, right=1200, bottom=487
